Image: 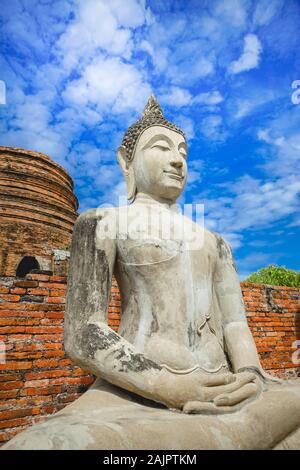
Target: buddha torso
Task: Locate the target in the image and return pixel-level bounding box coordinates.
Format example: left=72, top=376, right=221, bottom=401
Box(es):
left=109, top=198, right=229, bottom=373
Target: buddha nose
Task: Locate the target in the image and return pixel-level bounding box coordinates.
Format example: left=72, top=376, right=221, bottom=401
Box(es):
left=170, top=154, right=183, bottom=169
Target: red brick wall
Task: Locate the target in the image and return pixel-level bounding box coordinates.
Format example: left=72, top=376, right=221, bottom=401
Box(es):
left=241, top=282, right=300, bottom=379
left=0, top=275, right=299, bottom=446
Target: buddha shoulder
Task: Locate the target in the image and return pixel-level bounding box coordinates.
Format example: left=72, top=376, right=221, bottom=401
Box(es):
left=204, top=230, right=237, bottom=272
left=202, top=229, right=234, bottom=259
left=74, top=207, right=119, bottom=242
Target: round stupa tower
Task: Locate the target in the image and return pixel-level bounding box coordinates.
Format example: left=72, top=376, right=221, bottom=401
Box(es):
left=0, top=146, right=78, bottom=276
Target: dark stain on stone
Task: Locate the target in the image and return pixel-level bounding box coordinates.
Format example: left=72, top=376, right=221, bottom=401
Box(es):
left=114, top=346, right=162, bottom=373
left=81, top=323, right=121, bottom=359
left=150, top=307, right=159, bottom=334
left=215, top=234, right=226, bottom=260
left=81, top=323, right=161, bottom=374
left=187, top=322, right=195, bottom=347
left=125, top=390, right=166, bottom=409
left=214, top=233, right=237, bottom=271
left=265, top=287, right=284, bottom=313
left=121, top=352, right=162, bottom=373
left=228, top=246, right=237, bottom=272
left=66, top=214, right=114, bottom=320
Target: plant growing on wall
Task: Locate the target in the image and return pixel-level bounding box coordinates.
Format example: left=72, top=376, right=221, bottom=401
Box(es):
left=245, top=265, right=300, bottom=287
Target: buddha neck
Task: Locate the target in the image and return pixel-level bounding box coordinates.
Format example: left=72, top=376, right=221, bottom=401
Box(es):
left=133, top=192, right=181, bottom=213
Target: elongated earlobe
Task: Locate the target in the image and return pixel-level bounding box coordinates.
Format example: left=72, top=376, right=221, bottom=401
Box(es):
left=117, top=145, right=137, bottom=201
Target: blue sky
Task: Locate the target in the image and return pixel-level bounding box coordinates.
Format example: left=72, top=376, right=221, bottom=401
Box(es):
left=0, top=0, right=299, bottom=279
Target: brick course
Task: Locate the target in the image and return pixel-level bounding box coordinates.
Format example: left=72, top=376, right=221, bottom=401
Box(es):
left=0, top=146, right=78, bottom=276
left=0, top=274, right=299, bottom=446
left=241, top=282, right=300, bottom=379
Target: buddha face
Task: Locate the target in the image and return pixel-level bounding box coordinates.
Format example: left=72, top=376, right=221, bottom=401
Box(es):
left=134, top=126, right=187, bottom=201
left=118, top=126, right=188, bottom=202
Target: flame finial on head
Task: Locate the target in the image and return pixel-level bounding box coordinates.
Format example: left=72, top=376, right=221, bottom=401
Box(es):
left=121, top=94, right=185, bottom=161
left=142, top=94, right=163, bottom=118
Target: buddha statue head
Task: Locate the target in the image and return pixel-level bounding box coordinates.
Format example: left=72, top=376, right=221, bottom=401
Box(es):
left=118, top=95, right=188, bottom=203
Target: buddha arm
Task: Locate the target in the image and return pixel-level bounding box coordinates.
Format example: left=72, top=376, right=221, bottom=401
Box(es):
left=64, top=209, right=163, bottom=400
left=213, top=234, right=262, bottom=373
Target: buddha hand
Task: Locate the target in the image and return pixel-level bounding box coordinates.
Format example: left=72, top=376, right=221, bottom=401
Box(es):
left=152, top=368, right=262, bottom=414
left=237, top=366, right=283, bottom=385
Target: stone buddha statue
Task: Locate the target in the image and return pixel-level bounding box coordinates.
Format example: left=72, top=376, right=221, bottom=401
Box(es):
left=3, top=96, right=300, bottom=450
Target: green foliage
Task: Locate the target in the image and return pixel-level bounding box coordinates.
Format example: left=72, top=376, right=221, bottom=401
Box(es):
left=245, top=265, right=300, bottom=287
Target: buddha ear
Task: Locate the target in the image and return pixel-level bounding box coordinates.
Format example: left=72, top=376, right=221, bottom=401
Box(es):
left=117, top=145, right=137, bottom=201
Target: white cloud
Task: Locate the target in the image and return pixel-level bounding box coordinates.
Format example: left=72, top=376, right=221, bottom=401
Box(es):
left=176, top=116, right=195, bottom=141
left=0, top=0, right=153, bottom=200
left=186, top=159, right=204, bottom=187
left=199, top=107, right=300, bottom=256
left=141, top=43, right=170, bottom=73
left=77, top=168, right=125, bottom=212
left=109, top=0, right=149, bottom=28
left=193, top=91, right=223, bottom=106
left=201, top=115, right=227, bottom=142
left=63, top=55, right=151, bottom=113
left=67, top=139, right=126, bottom=209
left=234, top=100, right=253, bottom=119
left=4, top=126, right=69, bottom=164
left=56, top=0, right=148, bottom=71
left=214, top=0, right=249, bottom=28
left=257, top=129, right=271, bottom=143
left=159, top=87, right=192, bottom=107
left=0, top=81, right=6, bottom=105
left=221, top=232, right=244, bottom=249
left=2, top=92, right=70, bottom=161
left=157, top=50, right=215, bottom=84
left=139, top=39, right=154, bottom=57
left=202, top=174, right=300, bottom=247
left=54, top=1, right=151, bottom=116
left=10, top=96, right=51, bottom=133
left=229, top=34, right=262, bottom=74
left=230, top=86, right=281, bottom=121
left=253, top=0, right=283, bottom=26
left=257, top=107, right=300, bottom=178
left=218, top=111, right=299, bottom=256
left=263, top=132, right=300, bottom=178
left=193, top=58, right=215, bottom=77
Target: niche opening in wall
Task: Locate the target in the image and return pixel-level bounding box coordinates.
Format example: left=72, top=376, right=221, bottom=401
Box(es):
left=16, top=256, right=40, bottom=277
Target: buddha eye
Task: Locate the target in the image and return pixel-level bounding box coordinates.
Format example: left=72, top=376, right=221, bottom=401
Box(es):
left=152, top=144, right=171, bottom=151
